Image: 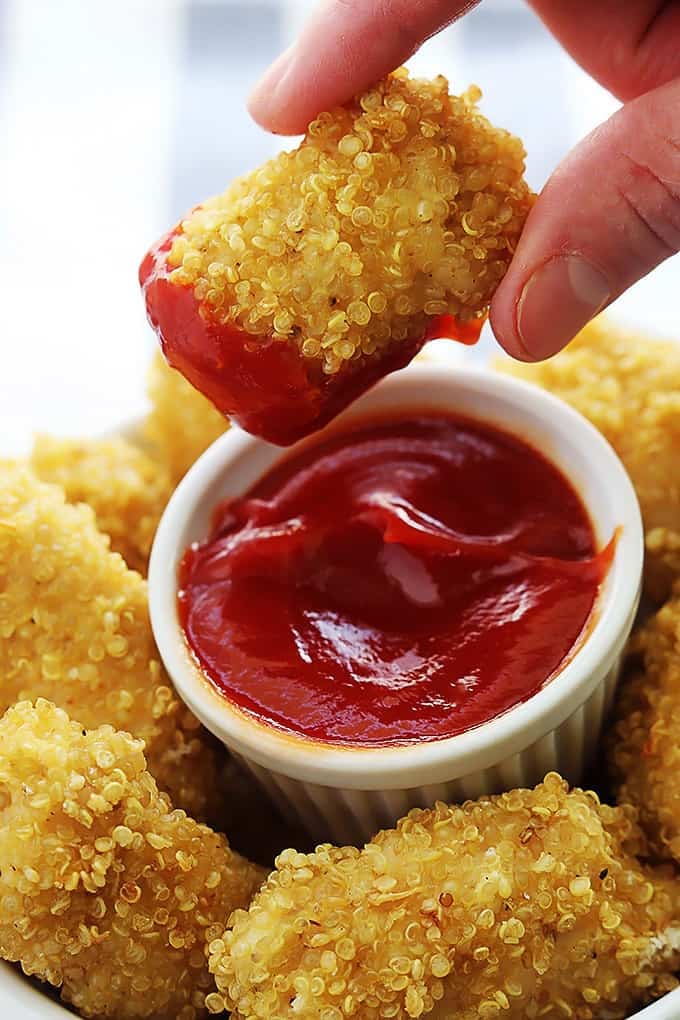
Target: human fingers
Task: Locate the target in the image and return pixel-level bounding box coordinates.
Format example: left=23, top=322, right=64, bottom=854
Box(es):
left=490, top=77, right=680, bottom=361
left=528, top=0, right=680, bottom=100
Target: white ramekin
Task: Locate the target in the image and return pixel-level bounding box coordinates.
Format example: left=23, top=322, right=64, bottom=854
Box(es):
left=149, top=363, right=643, bottom=846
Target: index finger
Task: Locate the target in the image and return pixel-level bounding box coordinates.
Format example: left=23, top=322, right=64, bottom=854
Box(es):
left=248, top=0, right=480, bottom=135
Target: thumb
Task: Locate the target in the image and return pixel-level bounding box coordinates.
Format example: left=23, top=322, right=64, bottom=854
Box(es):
left=490, top=77, right=680, bottom=361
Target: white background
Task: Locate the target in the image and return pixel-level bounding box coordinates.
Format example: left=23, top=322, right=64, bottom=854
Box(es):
left=1, top=0, right=678, bottom=455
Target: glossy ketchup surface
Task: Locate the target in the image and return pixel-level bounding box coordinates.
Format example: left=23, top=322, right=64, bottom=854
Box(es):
left=179, top=414, right=608, bottom=746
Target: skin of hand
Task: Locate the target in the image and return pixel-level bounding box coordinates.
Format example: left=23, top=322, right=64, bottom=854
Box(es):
left=248, top=0, right=680, bottom=363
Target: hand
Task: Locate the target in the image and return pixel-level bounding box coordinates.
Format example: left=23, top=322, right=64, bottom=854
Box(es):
left=248, top=1, right=680, bottom=361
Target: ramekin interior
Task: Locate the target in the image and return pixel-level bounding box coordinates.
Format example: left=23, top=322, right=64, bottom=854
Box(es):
left=148, top=363, right=643, bottom=790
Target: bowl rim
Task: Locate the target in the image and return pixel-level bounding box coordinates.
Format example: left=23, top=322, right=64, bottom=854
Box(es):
left=148, top=362, right=644, bottom=789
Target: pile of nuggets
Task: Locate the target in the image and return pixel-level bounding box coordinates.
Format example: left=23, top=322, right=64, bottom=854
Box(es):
left=1, top=332, right=679, bottom=1020
left=1, top=75, right=680, bottom=1020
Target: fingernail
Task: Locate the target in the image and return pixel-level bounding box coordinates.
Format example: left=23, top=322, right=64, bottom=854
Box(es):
left=248, top=47, right=295, bottom=127
left=517, top=255, right=611, bottom=360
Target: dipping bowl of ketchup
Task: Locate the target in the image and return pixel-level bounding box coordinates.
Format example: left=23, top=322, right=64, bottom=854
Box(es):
left=149, top=363, right=643, bottom=844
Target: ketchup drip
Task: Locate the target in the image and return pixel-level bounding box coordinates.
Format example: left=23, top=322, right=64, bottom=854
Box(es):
left=179, top=414, right=610, bottom=746
left=140, top=228, right=482, bottom=445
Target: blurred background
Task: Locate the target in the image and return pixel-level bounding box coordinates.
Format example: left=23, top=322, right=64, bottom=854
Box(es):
left=1, top=0, right=678, bottom=453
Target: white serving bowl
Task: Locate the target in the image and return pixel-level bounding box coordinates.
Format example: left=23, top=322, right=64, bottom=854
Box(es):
left=149, top=362, right=643, bottom=847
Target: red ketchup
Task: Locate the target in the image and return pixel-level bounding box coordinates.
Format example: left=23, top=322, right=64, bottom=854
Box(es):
left=178, top=414, right=611, bottom=747
left=139, top=228, right=481, bottom=445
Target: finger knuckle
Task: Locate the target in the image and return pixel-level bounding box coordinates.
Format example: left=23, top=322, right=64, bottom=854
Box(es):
left=612, top=89, right=680, bottom=256
left=618, top=150, right=680, bottom=257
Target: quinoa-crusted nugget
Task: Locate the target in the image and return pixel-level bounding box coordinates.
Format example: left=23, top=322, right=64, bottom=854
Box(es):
left=211, top=774, right=680, bottom=1020
left=0, top=463, right=221, bottom=823
left=645, top=527, right=680, bottom=601
left=144, top=351, right=228, bottom=484
left=495, top=317, right=680, bottom=601
left=141, top=69, right=533, bottom=444
left=0, top=699, right=266, bottom=1019
left=30, top=434, right=172, bottom=574
left=609, top=584, right=680, bottom=864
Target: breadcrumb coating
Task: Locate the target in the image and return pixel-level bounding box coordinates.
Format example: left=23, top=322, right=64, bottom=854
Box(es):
left=0, top=464, right=221, bottom=823
left=30, top=434, right=172, bottom=575
left=168, top=69, right=532, bottom=379
left=495, top=317, right=680, bottom=601
left=0, top=700, right=265, bottom=1019
left=211, top=773, right=680, bottom=1020
left=144, top=352, right=228, bottom=483
left=609, top=583, right=680, bottom=864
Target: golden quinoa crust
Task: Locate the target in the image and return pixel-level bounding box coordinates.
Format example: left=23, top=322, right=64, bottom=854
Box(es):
left=30, top=434, right=172, bottom=575
left=609, top=584, right=680, bottom=864
left=170, top=69, right=532, bottom=377
left=144, top=352, right=228, bottom=483
left=0, top=463, right=221, bottom=823
left=494, top=316, right=680, bottom=602
left=210, top=774, right=680, bottom=1020
left=0, top=699, right=266, bottom=1019
left=645, top=527, right=680, bottom=601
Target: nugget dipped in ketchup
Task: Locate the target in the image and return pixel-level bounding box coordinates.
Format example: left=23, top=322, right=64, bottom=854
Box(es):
left=140, top=70, right=533, bottom=445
